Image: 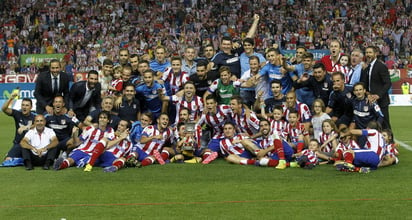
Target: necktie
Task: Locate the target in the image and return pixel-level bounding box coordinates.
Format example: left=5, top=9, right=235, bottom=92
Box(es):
left=53, top=77, right=58, bottom=94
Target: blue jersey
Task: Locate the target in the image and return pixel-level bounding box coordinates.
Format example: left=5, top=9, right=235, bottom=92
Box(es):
left=149, top=59, right=171, bottom=73
left=45, top=113, right=77, bottom=140
left=259, top=63, right=293, bottom=96
left=351, top=97, right=384, bottom=129
left=135, top=82, right=164, bottom=114
left=327, top=85, right=354, bottom=118
left=239, top=52, right=266, bottom=77
left=11, top=109, right=36, bottom=144
left=293, top=63, right=315, bottom=106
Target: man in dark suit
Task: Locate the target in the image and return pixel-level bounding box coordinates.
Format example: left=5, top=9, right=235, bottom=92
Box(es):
left=360, top=46, right=392, bottom=129
left=34, top=59, right=70, bottom=114
left=68, top=70, right=101, bottom=122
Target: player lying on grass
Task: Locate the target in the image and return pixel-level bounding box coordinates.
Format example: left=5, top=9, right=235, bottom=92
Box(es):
left=335, top=121, right=386, bottom=173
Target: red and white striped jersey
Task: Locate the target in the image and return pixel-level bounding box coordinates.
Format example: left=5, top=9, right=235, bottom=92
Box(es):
left=284, top=122, right=309, bottom=143
left=283, top=101, right=312, bottom=123
left=162, top=67, right=189, bottom=95
left=106, top=137, right=133, bottom=158
left=318, top=131, right=337, bottom=153
left=77, top=126, right=115, bottom=154
left=230, top=108, right=260, bottom=137
left=336, top=139, right=360, bottom=153
left=385, top=143, right=399, bottom=156
left=107, top=78, right=123, bottom=96
left=171, top=95, right=204, bottom=122
left=300, top=149, right=318, bottom=164
left=173, top=123, right=202, bottom=150
left=363, top=129, right=386, bottom=160
left=332, top=65, right=350, bottom=83
left=140, top=125, right=173, bottom=155
left=220, top=134, right=246, bottom=155
left=267, top=117, right=288, bottom=139
left=197, top=105, right=232, bottom=139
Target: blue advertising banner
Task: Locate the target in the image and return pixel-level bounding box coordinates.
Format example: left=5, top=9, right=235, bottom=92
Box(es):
left=0, top=83, right=36, bottom=110
left=281, top=49, right=330, bottom=60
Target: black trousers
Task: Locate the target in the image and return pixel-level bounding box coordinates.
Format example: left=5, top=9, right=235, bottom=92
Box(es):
left=22, top=147, right=57, bottom=166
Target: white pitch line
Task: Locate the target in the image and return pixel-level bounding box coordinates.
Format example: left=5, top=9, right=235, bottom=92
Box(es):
left=395, top=139, right=412, bottom=152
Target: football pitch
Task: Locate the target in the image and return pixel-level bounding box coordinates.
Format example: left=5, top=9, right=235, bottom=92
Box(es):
left=0, top=107, right=411, bottom=219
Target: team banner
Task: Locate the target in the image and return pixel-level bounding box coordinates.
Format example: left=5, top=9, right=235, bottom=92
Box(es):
left=19, top=54, right=66, bottom=67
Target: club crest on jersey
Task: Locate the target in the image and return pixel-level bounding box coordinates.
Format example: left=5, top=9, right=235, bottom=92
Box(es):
left=133, top=104, right=137, bottom=109
left=346, top=92, right=352, bottom=99
left=363, top=106, right=369, bottom=112
left=207, top=80, right=212, bottom=85
left=324, top=82, right=328, bottom=88
left=60, top=119, right=66, bottom=125
left=152, top=89, right=157, bottom=94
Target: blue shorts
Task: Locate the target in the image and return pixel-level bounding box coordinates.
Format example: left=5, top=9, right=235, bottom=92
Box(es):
left=353, top=150, right=380, bottom=169
left=269, top=140, right=294, bottom=162
left=134, top=147, right=149, bottom=161
left=95, top=152, right=117, bottom=167
left=69, top=150, right=90, bottom=167
left=208, top=138, right=222, bottom=152
left=239, top=150, right=254, bottom=159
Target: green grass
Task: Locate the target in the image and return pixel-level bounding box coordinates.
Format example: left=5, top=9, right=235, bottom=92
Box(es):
left=1, top=107, right=412, bottom=219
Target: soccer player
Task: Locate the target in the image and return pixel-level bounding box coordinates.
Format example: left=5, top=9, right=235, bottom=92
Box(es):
left=196, top=95, right=231, bottom=160
left=160, top=56, right=189, bottom=96
left=219, top=122, right=259, bottom=165
left=336, top=121, right=386, bottom=173
left=229, top=96, right=260, bottom=138
left=283, top=91, right=312, bottom=132
left=138, top=113, right=174, bottom=166
left=85, top=120, right=133, bottom=172
left=203, top=66, right=242, bottom=105
left=135, top=70, right=165, bottom=119
left=254, top=119, right=294, bottom=169
left=54, top=111, right=115, bottom=170
left=159, top=81, right=204, bottom=124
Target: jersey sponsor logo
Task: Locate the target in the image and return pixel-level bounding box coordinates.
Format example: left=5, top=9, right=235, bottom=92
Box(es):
left=226, top=57, right=239, bottom=63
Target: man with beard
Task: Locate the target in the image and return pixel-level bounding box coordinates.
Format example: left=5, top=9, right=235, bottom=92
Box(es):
left=135, top=70, right=165, bottom=120
left=189, top=60, right=219, bottom=97
left=360, top=46, right=392, bottom=129
left=68, top=70, right=101, bottom=122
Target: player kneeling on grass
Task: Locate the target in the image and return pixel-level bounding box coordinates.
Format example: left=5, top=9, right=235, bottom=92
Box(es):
left=54, top=111, right=115, bottom=171
left=335, top=121, right=386, bottom=173
left=219, top=122, right=260, bottom=165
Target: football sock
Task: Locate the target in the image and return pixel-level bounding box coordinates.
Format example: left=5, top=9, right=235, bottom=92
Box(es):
left=88, top=142, right=105, bottom=166
left=60, top=159, right=70, bottom=169
left=297, top=141, right=304, bottom=153
left=160, top=150, right=170, bottom=161
left=268, top=159, right=279, bottom=167
left=141, top=157, right=154, bottom=166
left=202, top=152, right=211, bottom=161
left=240, top=159, right=256, bottom=165
left=343, top=151, right=354, bottom=164
left=274, top=139, right=285, bottom=159
left=113, top=160, right=124, bottom=169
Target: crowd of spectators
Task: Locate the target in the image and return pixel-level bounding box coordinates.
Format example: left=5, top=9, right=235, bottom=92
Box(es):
left=0, top=0, right=411, bottom=75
